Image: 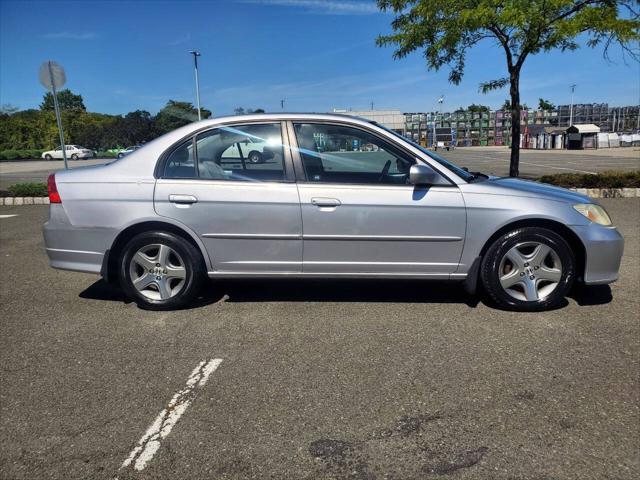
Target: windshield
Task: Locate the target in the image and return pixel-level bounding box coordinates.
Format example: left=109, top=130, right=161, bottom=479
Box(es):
left=372, top=123, right=475, bottom=182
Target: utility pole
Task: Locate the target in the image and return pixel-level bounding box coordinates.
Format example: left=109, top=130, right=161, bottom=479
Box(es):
left=189, top=51, right=202, bottom=120
left=370, top=101, right=374, bottom=110
left=280, top=99, right=285, bottom=110
left=568, top=84, right=576, bottom=127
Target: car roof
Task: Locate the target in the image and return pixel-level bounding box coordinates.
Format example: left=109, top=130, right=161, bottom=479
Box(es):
left=190, top=112, right=376, bottom=128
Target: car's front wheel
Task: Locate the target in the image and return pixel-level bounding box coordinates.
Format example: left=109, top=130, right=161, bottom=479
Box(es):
left=118, top=231, right=205, bottom=310
left=480, top=227, right=575, bottom=311
left=44, top=154, right=52, bottom=160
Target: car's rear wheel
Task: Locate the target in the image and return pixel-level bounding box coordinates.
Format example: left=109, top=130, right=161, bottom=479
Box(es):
left=248, top=151, right=262, bottom=163
left=480, top=227, right=575, bottom=311
left=45, top=154, right=52, bottom=160
left=71, top=154, right=78, bottom=160
left=119, top=231, right=205, bottom=310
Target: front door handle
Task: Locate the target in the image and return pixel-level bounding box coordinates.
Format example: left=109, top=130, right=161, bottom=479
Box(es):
left=311, top=197, right=341, bottom=208
left=169, top=194, right=198, bottom=205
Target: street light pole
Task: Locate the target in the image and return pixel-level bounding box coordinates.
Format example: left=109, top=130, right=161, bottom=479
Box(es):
left=189, top=50, right=202, bottom=121
left=569, top=84, right=576, bottom=127
left=433, top=95, right=444, bottom=150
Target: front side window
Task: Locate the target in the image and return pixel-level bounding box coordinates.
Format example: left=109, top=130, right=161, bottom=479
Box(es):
left=163, top=123, right=286, bottom=182
left=293, top=123, right=414, bottom=185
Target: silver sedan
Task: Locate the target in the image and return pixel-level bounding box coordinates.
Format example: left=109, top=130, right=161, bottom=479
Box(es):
left=43, top=113, right=623, bottom=311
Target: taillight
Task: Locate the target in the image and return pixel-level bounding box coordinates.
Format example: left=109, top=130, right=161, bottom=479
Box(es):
left=47, top=173, right=61, bottom=204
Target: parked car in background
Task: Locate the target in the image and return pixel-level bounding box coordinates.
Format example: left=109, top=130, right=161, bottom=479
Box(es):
left=117, top=145, right=143, bottom=159
left=220, top=137, right=275, bottom=164
left=42, top=145, right=94, bottom=160
left=43, top=113, right=623, bottom=312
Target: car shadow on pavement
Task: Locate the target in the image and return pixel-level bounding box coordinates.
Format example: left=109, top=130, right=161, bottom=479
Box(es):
left=569, top=284, right=613, bottom=306
left=212, top=279, right=480, bottom=306
left=78, top=279, right=612, bottom=310
left=79, top=278, right=481, bottom=308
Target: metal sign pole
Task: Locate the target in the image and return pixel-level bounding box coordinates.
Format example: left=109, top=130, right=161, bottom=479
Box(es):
left=48, top=61, right=68, bottom=170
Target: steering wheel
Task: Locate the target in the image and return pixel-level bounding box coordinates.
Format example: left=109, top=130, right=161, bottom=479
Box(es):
left=378, top=160, right=392, bottom=182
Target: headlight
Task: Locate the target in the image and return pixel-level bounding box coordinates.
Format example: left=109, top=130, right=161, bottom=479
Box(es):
left=573, top=203, right=612, bottom=226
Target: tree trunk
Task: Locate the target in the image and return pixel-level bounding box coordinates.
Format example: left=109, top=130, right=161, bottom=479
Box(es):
left=509, top=69, right=521, bottom=177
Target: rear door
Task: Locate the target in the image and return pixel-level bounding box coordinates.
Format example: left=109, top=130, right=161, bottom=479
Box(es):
left=290, top=121, right=466, bottom=275
left=154, top=122, right=303, bottom=274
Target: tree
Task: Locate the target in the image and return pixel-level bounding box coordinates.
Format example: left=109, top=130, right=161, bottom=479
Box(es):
left=154, top=100, right=211, bottom=135
left=377, top=1, right=639, bottom=176
left=234, top=107, right=246, bottom=115
left=502, top=99, right=528, bottom=111
left=538, top=98, right=555, bottom=110
left=40, top=89, right=86, bottom=111
left=467, top=104, right=490, bottom=113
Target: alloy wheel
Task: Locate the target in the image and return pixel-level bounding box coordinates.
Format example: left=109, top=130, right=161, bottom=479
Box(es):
left=128, top=244, right=187, bottom=300
left=498, top=241, right=562, bottom=302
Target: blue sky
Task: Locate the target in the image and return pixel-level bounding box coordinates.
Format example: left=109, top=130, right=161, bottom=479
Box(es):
left=1, top=0, right=638, bottom=115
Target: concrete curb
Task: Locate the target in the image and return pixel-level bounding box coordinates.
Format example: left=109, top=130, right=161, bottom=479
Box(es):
left=570, top=188, right=640, bottom=198
left=0, top=189, right=639, bottom=205
left=0, top=197, right=50, bottom=205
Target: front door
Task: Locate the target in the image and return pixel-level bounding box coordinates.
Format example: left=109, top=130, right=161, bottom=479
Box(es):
left=291, top=122, right=466, bottom=275
left=154, top=122, right=303, bottom=274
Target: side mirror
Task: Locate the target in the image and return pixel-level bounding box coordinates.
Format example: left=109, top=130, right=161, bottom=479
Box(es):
left=409, top=163, right=439, bottom=185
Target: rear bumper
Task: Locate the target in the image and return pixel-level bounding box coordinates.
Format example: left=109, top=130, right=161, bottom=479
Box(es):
left=43, top=205, right=114, bottom=274
left=570, top=224, right=624, bottom=285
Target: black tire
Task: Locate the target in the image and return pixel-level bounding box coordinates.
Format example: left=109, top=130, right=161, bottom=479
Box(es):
left=45, top=154, right=52, bottom=160
left=118, top=231, right=205, bottom=310
left=117, top=153, right=124, bottom=159
left=248, top=151, right=262, bottom=164
left=71, top=154, right=78, bottom=160
left=480, top=227, right=575, bottom=311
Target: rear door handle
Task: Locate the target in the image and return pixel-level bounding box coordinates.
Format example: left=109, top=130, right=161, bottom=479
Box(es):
left=311, top=197, right=341, bottom=208
left=169, top=194, right=198, bottom=205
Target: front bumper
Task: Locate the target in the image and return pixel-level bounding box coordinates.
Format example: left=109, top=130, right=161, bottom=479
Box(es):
left=570, top=224, right=624, bottom=284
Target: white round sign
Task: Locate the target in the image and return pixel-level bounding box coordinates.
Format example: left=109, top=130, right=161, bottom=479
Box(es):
left=38, top=61, right=66, bottom=90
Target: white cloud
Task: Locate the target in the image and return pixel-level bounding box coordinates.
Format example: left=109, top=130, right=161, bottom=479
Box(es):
left=42, top=32, right=97, bottom=40
left=239, top=0, right=380, bottom=15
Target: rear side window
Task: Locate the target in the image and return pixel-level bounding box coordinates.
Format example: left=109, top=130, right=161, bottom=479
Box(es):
left=163, top=140, right=196, bottom=178
left=162, top=123, right=286, bottom=182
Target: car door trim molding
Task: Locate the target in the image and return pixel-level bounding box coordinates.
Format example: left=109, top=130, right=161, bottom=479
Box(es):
left=201, top=233, right=462, bottom=242
left=302, top=234, right=462, bottom=242
left=202, top=233, right=302, bottom=240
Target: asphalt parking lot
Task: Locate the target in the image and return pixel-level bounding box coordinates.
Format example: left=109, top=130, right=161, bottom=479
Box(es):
left=439, top=146, right=640, bottom=178
left=0, top=147, right=638, bottom=190
left=0, top=199, right=638, bottom=479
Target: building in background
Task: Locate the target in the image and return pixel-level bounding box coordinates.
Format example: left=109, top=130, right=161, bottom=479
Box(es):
left=332, top=109, right=406, bottom=135
left=403, top=104, right=639, bottom=148
left=331, top=105, right=638, bottom=149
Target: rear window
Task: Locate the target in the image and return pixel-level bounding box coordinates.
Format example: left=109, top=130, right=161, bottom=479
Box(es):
left=163, top=123, right=286, bottom=182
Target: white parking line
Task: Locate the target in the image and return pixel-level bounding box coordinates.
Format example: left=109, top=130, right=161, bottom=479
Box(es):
left=0, top=215, right=18, bottom=219
left=117, top=358, right=223, bottom=474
